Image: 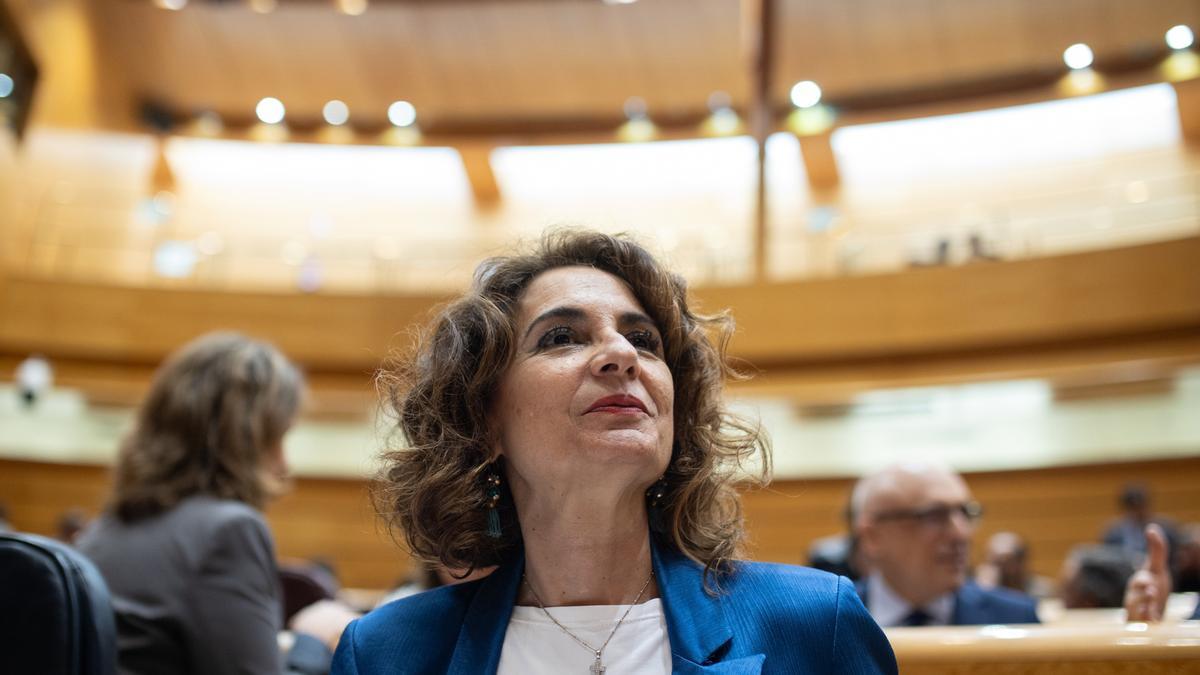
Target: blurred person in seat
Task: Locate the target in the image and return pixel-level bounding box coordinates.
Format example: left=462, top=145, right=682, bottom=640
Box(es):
left=974, top=531, right=1054, bottom=599
left=77, top=333, right=358, bottom=675
left=1103, top=483, right=1183, bottom=587
left=1059, top=544, right=1138, bottom=609
left=1175, top=523, right=1200, bottom=593
left=852, top=462, right=1040, bottom=627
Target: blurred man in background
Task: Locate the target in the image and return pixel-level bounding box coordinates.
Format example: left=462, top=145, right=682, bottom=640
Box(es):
left=852, top=463, right=1040, bottom=627
left=1103, top=484, right=1182, bottom=587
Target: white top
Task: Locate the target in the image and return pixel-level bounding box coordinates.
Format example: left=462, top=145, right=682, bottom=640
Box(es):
left=498, top=598, right=671, bottom=675
left=866, top=571, right=954, bottom=627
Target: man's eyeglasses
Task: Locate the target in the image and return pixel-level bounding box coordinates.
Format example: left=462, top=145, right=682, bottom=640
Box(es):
left=871, top=501, right=984, bottom=529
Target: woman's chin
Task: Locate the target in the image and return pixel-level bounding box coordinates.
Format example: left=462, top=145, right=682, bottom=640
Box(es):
left=578, top=429, right=668, bottom=464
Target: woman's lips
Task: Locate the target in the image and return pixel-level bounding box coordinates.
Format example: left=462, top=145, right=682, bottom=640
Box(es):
left=586, top=394, right=649, bottom=415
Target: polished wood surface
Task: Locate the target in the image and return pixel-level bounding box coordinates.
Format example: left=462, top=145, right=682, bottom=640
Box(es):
left=888, top=621, right=1200, bottom=674
left=4, top=455, right=1198, bottom=589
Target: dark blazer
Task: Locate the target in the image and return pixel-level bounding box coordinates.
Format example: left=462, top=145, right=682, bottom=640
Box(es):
left=77, top=496, right=331, bottom=675
left=856, top=579, right=1040, bottom=626
left=333, top=540, right=897, bottom=674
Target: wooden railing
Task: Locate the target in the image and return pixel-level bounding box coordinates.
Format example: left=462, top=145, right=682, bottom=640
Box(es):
left=2, top=237, right=1198, bottom=410
left=887, top=621, right=1200, bottom=675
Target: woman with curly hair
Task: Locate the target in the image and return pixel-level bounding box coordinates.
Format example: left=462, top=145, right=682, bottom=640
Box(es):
left=334, top=231, right=895, bottom=674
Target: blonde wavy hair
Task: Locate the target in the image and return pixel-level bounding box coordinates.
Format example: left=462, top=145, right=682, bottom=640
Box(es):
left=376, top=230, right=770, bottom=578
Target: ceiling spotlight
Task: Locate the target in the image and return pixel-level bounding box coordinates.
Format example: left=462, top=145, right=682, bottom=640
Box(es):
left=255, top=97, right=286, bottom=124
left=0, top=73, right=12, bottom=98
left=707, top=91, right=732, bottom=112
left=1063, top=43, right=1094, bottom=70
left=1167, top=25, right=1195, bottom=51
left=789, top=80, right=822, bottom=108
left=602, top=0, right=639, bottom=4
left=337, top=0, right=368, bottom=16
left=387, top=100, right=417, bottom=127
left=249, top=0, right=276, bottom=13
left=623, top=96, right=648, bottom=120
left=706, top=108, right=741, bottom=136
left=617, top=118, right=657, bottom=143
left=153, top=241, right=197, bottom=278
left=702, top=91, right=741, bottom=136
left=323, top=100, right=350, bottom=126
left=154, top=0, right=187, bottom=10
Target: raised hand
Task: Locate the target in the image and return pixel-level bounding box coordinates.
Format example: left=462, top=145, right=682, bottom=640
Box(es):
left=1123, top=523, right=1171, bottom=622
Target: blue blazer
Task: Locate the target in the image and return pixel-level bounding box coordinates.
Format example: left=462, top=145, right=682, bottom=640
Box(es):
left=856, top=579, right=1040, bottom=626
left=333, top=540, right=897, bottom=674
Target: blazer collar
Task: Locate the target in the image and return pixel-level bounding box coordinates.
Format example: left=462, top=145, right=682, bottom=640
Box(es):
left=651, top=540, right=738, bottom=669
left=446, top=549, right=524, bottom=675
left=446, top=539, right=743, bottom=674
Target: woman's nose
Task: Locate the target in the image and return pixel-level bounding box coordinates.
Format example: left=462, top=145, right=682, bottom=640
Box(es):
left=591, top=332, right=640, bottom=378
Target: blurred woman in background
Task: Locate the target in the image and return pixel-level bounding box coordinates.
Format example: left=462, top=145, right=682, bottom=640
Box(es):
left=79, top=332, right=354, bottom=675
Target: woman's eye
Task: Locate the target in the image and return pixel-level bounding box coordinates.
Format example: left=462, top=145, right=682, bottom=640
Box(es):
left=536, top=326, right=576, bottom=349
left=627, top=330, right=661, bottom=352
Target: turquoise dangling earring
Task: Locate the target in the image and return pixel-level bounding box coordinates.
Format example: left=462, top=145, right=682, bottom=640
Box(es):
left=646, top=475, right=668, bottom=533
left=485, top=470, right=503, bottom=539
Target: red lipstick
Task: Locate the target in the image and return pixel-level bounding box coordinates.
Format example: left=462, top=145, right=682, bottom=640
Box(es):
left=586, top=394, right=649, bottom=415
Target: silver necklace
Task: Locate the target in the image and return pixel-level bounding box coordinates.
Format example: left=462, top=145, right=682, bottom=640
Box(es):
left=522, top=570, right=654, bottom=675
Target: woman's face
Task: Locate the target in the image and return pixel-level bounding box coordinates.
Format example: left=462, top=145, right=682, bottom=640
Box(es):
left=491, top=266, right=674, bottom=501
left=260, top=426, right=294, bottom=498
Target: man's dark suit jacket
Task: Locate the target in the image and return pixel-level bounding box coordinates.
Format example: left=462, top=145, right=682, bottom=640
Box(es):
left=856, top=578, right=1041, bottom=626
left=334, top=540, right=898, bottom=674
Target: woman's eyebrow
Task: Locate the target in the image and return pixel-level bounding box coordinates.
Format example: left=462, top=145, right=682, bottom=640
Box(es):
left=522, top=306, right=586, bottom=341
left=619, top=311, right=658, bottom=331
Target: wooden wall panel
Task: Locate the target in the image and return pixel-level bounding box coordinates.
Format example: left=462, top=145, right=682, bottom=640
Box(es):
left=3, top=238, right=1197, bottom=379
left=0, top=459, right=408, bottom=589
left=4, top=455, right=1198, bottom=589
left=742, top=455, right=1200, bottom=579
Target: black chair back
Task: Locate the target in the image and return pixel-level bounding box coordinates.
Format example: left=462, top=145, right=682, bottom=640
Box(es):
left=0, top=532, right=117, bottom=675
left=278, top=561, right=338, bottom=624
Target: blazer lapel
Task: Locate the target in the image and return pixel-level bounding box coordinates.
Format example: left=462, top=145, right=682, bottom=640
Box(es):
left=446, top=551, right=524, bottom=675
left=653, top=541, right=758, bottom=672
left=444, top=542, right=762, bottom=674
left=673, top=654, right=765, bottom=674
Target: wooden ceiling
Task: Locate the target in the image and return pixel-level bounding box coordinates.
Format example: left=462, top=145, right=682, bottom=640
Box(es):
left=60, top=0, right=1200, bottom=134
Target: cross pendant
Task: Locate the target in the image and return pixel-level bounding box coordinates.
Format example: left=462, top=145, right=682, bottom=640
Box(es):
left=590, top=654, right=606, bottom=675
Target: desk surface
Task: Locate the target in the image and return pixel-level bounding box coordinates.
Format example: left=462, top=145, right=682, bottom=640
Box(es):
left=888, top=620, right=1200, bottom=664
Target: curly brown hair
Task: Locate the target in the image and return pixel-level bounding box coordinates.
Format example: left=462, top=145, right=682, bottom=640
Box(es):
left=109, top=332, right=304, bottom=522
left=376, top=230, right=770, bottom=578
